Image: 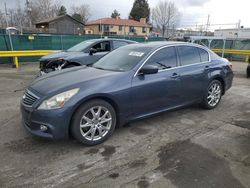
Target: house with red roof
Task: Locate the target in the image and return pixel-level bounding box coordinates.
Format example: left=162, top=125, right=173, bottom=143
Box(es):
left=85, top=17, right=151, bottom=36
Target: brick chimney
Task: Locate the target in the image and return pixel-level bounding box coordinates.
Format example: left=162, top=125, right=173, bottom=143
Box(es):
left=140, top=18, right=146, bottom=24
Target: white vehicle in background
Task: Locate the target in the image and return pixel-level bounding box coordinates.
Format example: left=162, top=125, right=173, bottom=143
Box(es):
left=5, top=27, right=20, bottom=35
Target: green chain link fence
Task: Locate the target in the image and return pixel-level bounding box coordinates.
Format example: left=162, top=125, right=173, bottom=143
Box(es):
left=0, top=34, right=164, bottom=64
left=1, top=33, right=250, bottom=64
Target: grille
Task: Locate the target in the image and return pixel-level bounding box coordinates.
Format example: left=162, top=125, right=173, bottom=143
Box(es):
left=22, top=90, right=39, bottom=107
left=40, top=60, right=49, bottom=69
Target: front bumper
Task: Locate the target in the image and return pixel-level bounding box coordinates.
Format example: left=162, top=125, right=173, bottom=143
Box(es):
left=20, top=103, right=72, bottom=139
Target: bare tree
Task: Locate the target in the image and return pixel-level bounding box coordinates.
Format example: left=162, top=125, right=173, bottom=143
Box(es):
left=0, top=0, right=63, bottom=30
left=7, top=1, right=27, bottom=32
left=70, top=4, right=91, bottom=23
left=152, top=1, right=179, bottom=37
left=29, top=0, right=62, bottom=23
left=0, top=10, right=6, bottom=28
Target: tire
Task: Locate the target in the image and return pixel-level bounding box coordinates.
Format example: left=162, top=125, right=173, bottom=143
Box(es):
left=201, top=80, right=223, bottom=110
left=71, top=99, right=116, bottom=146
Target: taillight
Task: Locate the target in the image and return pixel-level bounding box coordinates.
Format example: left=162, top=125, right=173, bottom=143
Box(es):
left=228, top=62, right=233, bottom=70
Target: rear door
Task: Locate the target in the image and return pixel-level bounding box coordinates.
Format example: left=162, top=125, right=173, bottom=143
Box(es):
left=176, top=45, right=210, bottom=103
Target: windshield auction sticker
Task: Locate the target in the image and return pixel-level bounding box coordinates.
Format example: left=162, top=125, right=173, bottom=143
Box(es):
left=128, top=52, right=144, bottom=57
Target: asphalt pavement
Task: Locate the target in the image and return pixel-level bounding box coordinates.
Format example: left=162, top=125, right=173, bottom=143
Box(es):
left=0, top=62, right=249, bottom=188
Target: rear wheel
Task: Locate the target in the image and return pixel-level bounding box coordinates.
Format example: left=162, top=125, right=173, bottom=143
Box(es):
left=201, top=80, right=222, bottom=109
left=71, top=99, right=116, bottom=145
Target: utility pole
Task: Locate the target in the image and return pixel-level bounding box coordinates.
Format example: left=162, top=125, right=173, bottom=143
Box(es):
left=172, top=24, right=175, bottom=38
left=4, top=2, right=9, bottom=28
left=237, top=20, right=241, bottom=29
left=205, top=14, right=210, bottom=36
left=236, top=19, right=241, bottom=39
left=26, top=0, right=32, bottom=28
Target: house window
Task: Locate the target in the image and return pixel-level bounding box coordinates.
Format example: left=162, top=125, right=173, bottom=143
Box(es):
left=104, top=25, right=110, bottom=31
left=98, top=24, right=102, bottom=32
left=142, top=27, right=147, bottom=33
left=119, top=26, right=123, bottom=31
left=129, top=26, right=135, bottom=33
left=110, top=25, right=113, bottom=29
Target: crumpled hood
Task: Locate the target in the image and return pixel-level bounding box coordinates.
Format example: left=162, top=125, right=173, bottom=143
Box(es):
left=40, top=51, right=88, bottom=61
left=30, top=66, right=120, bottom=95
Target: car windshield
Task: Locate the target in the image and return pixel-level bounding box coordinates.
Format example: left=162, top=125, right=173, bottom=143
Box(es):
left=67, top=40, right=95, bottom=52
left=93, top=46, right=152, bottom=72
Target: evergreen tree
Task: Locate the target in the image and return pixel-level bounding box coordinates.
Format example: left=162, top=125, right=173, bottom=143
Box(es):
left=58, top=5, right=67, bottom=16
left=129, top=0, right=150, bottom=22
left=111, top=10, right=121, bottom=18
left=72, top=13, right=83, bottom=22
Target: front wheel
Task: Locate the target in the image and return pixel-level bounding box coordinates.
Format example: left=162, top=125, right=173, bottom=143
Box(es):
left=201, top=80, right=222, bottom=109
left=71, top=99, right=116, bottom=146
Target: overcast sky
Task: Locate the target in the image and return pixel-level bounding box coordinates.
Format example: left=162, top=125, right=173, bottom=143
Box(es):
left=1, top=0, right=249, bottom=30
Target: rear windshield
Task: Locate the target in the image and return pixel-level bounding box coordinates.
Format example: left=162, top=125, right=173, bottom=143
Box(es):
left=93, top=46, right=152, bottom=72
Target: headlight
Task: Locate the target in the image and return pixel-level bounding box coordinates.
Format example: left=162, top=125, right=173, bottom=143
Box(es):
left=38, top=88, right=79, bottom=110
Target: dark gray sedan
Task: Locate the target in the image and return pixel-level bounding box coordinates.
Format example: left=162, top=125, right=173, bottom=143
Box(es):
left=21, top=42, right=233, bottom=145
left=39, top=38, right=136, bottom=74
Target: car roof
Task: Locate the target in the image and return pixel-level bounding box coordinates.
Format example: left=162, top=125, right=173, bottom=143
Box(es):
left=86, top=38, right=137, bottom=43
left=115, top=41, right=211, bottom=54
left=126, top=41, right=207, bottom=50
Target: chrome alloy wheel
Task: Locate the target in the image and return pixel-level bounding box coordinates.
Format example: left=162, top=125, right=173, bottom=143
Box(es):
left=207, top=83, right=222, bottom=107
left=79, top=106, right=112, bottom=141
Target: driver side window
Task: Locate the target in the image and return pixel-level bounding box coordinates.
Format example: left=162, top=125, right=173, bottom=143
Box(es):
left=145, top=47, right=177, bottom=70
left=92, top=41, right=111, bottom=52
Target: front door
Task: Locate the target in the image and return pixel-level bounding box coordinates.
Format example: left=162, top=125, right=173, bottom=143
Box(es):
left=87, top=41, right=111, bottom=64
left=131, top=47, right=182, bottom=117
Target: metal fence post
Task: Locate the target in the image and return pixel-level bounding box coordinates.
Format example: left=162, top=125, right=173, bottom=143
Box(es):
left=14, top=56, right=19, bottom=68
left=222, top=39, right=226, bottom=58
left=60, top=35, right=64, bottom=50
left=7, top=32, right=18, bottom=68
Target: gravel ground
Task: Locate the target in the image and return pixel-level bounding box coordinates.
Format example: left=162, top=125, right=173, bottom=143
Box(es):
left=0, top=62, right=249, bottom=188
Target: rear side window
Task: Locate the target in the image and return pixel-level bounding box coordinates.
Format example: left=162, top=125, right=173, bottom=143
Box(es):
left=113, top=41, right=129, bottom=49
left=199, top=48, right=209, bottom=62
left=178, top=46, right=200, bottom=66
left=146, top=47, right=177, bottom=70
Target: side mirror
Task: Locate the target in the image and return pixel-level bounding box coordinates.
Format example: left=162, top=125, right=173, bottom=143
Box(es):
left=89, top=48, right=97, bottom=55
left=139, top=65, right=158, bottom=75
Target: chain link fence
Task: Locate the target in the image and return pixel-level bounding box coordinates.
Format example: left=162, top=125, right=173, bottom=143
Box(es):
left=1, top=34, right=250, bottom=64
left=0, top=34, right=164, bottom=64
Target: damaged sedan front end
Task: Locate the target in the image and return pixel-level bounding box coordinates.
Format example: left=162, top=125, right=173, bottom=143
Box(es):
left=39, top=38, right=136, bottom=76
